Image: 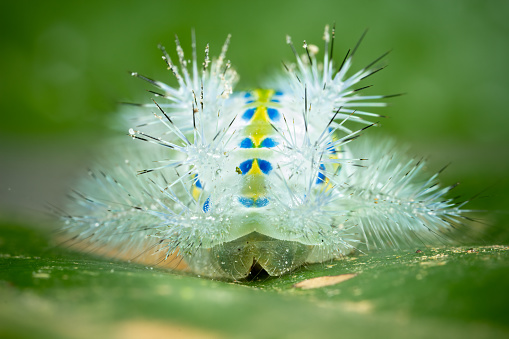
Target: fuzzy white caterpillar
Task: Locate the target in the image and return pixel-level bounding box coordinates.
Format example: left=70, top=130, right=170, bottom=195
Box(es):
left=61, top=26, right=470, bottom=279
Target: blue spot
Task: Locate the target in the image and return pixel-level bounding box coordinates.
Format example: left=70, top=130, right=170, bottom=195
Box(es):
left=238, top=196, right=269, bottom=208
left=244, top=92, right=252, bottom=98
left=202, top=197, right=211, bottom=212
left=257, top=159, right=273, bottom=175
left=240, top=138, right=254, bottom=148
left=326, top=129, right=337, bottom=153
left=274, top=91, right=283, bottom=96
left=194, top=174, right=202, bottom=189
left=242, top=108, right=256, bottom=121
left=316, top=164, right=326, bottom=184
left=239, top=159, right=254, bottom=175
left=270, top=99, right=280, bottom=103
left=245, top=100, right=255, bottom=104
left=254, top=197, right=269, bottom=207
left=326, top=141, right=336, bottom=154
left=267, top=108, right=280, bottom=121
left=238, top=197, right=254, bottom=207
left=260, top=138, right=279, bottom=148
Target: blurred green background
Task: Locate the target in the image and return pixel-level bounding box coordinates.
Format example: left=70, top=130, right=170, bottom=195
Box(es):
left=1, top=0, right=509, bottom=338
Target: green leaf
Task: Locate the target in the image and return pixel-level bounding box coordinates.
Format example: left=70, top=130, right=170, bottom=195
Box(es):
left=1, top=222, right=508, bottom=339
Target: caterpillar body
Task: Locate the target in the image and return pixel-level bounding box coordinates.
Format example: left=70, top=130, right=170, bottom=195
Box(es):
left=62, top=26, right=468, bottom=280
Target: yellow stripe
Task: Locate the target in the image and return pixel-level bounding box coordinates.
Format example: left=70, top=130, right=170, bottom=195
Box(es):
left=192, top=186, right=202, bottom=201
left=254, top=89, right=275, bottom=103
left=238, top=89, right=276, bottom=199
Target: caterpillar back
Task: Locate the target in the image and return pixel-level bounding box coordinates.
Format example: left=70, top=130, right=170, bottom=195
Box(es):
left=61, top=26, right=471, bottom=280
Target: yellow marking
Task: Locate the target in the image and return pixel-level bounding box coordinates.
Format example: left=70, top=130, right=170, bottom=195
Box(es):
left=252, top=106, right=269, bottom=122
left=328, top=130, right=343, bottom=178
left=244, top=123, right=273, bottom=145
left=243, top=89, right=278, bottom=144
left=238, top=89, right=277, bottom=200
left=324, top=178, right=334, bottom=192
left=254, top=89, right=275, bottom=103
left=240, top=192, right=266, bottom=200
left=192, top=186, right=202, bottom=201
left=248, top=159, right=262, bottom=175
left=251, top=133, right=266, bottom=147
left=244, top=106, right=274, bottom=146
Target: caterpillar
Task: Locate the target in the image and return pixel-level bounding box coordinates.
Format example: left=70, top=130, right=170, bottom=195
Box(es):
left=60, top=25, right=470, bottom=280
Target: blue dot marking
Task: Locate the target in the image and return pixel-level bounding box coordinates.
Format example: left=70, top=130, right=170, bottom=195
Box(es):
left=254, top=197, right=269, bottom=207
left=326, top=141, right=337, bottom=154
left=238, top=197, right=254, bottom=207
left=239, top=159, right=254, bottom=175
left=260, top=137, right=279, bottom=148
left=266, top=108, right=280, bottom=121
left=194, top=174, right=203, bottom=189
left=257, top=159, right=273, bottom=175
left=238, top=196, right=269, bottom=208
left=316, top=164, right=326, bottom=184
left=202, top=197, right=211, bottom=213
left=240, top=138, right=254, bottom=148
left=242, top=107, right=256, bottom=121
